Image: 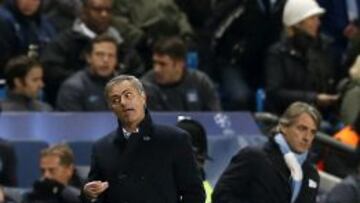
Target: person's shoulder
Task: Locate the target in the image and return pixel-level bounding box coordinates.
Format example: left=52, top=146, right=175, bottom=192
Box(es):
left=141, top=70, right=155, bottom=83
left=34, top=100, right=53, bottom=112
left=0, top=99, right=21, bottom=111
left=94, top=130, right=118, bottom=147
left=318, top=33, right=334, bottom=49
left=49, top=28, right=86, bottom=48
left=153, top=124, right=188, bottom=141
left=62, top=70, right=87, bottom=88
left=187, top=69, right=211, bottom=80
left=268, top=39, right=289, bottom=54
left=228, top=145, right=269, bottom=167
left=50, top=28, right=77, bottom=42
left=237, top=145, right=267, bottom=158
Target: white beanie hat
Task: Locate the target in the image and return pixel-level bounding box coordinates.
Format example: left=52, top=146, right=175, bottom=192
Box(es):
left=283, top=0, right=325, bottom=27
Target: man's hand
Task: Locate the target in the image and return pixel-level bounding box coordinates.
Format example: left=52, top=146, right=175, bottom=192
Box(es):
left=316, top=94, right=339, bottom=107
left=344, top=23, right=359, bottom=39
left=83, top=181, right=109, bottom=199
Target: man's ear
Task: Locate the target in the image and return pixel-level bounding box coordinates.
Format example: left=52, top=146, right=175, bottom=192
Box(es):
left=143, top=92, right=147, bottom=103
left=85, top=53, right=91, bottom=64
left=14, top=77, right=22, bottom=88
left=107, top=100, right=114, bottom=110
left=175, top=59, right=185, bottom=68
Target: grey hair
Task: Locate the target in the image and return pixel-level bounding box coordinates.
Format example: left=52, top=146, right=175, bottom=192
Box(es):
left=104, top=75, right=145, bottom=100
left=277, top=101, right=322, bottom=130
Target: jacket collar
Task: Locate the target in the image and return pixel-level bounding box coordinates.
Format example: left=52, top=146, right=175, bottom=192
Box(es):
left=114, top=109, right=154, bottom=145
left=72, top=18, right=123, bottom=44
left=85, top=68, right=117, bottom=85
left=264, top=138, right=314, bottom=182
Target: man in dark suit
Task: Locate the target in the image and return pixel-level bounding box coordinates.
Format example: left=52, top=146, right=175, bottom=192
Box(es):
left=82, top=75, right=205, bottom=203
left=212, top=101, right=321, bottom=203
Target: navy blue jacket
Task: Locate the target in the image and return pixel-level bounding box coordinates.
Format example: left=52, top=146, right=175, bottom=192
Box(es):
left=83, top=111, right=205, bottom=203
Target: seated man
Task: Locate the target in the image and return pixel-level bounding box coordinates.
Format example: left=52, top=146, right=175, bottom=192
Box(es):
left=2, top=55, right=52, bottom=111
left=41, top=0, right=143, bottom=106
left=141, top=36, right=221, bottom=111
left=23, top=144, right=83, bottom=203
left=56, top=34, right=118, bottom=111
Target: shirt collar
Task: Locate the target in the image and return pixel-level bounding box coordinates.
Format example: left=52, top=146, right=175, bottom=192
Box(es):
left=122, top=128, right=139, bottom=140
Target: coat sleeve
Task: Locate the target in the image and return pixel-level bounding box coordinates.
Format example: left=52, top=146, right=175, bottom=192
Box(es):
left=325, top=178, right=360, bottom=203
left=212, top=148, right=257, bottom=203
left=80, top=143, right=104, bottom=203
left=173, top=132, right=205, bottom=203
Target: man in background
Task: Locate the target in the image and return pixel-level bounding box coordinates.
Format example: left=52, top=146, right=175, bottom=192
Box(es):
left=23, top=144, right=83, bottom=203
left=142, top=36, right=221, bottom=111
left=2, top=55, right=52, bottom=111
left=56, top=35, right=118, bottom=111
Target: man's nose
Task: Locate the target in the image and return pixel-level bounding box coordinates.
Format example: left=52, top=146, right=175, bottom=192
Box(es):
left=39, top=80, right=44, bottom=89
left=43, top=171, right=50, bottom=179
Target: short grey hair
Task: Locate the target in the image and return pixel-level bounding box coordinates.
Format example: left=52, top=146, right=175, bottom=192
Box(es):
left=104, top=75, right=145, bottom=100
left=278, top=101, right=322, bottom=130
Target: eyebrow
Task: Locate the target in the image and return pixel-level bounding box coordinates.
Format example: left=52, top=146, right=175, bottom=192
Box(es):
left=110, top=89, right=132, bottom=97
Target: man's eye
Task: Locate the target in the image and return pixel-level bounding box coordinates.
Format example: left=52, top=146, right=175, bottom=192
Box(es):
left=112, top=98, right=120, bottom=103
left=297, top=125, right=307, bottom=131
left=125, top=92, right=133, bottom=98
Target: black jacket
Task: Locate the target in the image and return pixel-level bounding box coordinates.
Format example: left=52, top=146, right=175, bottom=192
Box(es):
left=207, top=0, right=286, bottom=86
left=212, top=138, right=319, bottom=203
left=265, top=34, right=337, bottom=114
left=83, top=111, right=205, bottom=203
left=141, top=69, right=221, bottom=111
left=56, top=69, right=115, bottom=111
left=22, top=171, right=84, bottom=203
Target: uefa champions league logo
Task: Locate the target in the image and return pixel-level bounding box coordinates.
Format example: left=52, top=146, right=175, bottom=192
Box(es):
left=214, top=113, right=235, bottom=135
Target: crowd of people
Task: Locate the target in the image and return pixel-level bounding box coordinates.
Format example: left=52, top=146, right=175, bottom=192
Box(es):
left=0, top=0, right=358, bottom=116
left=1, top=0, right=360, bottom=202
